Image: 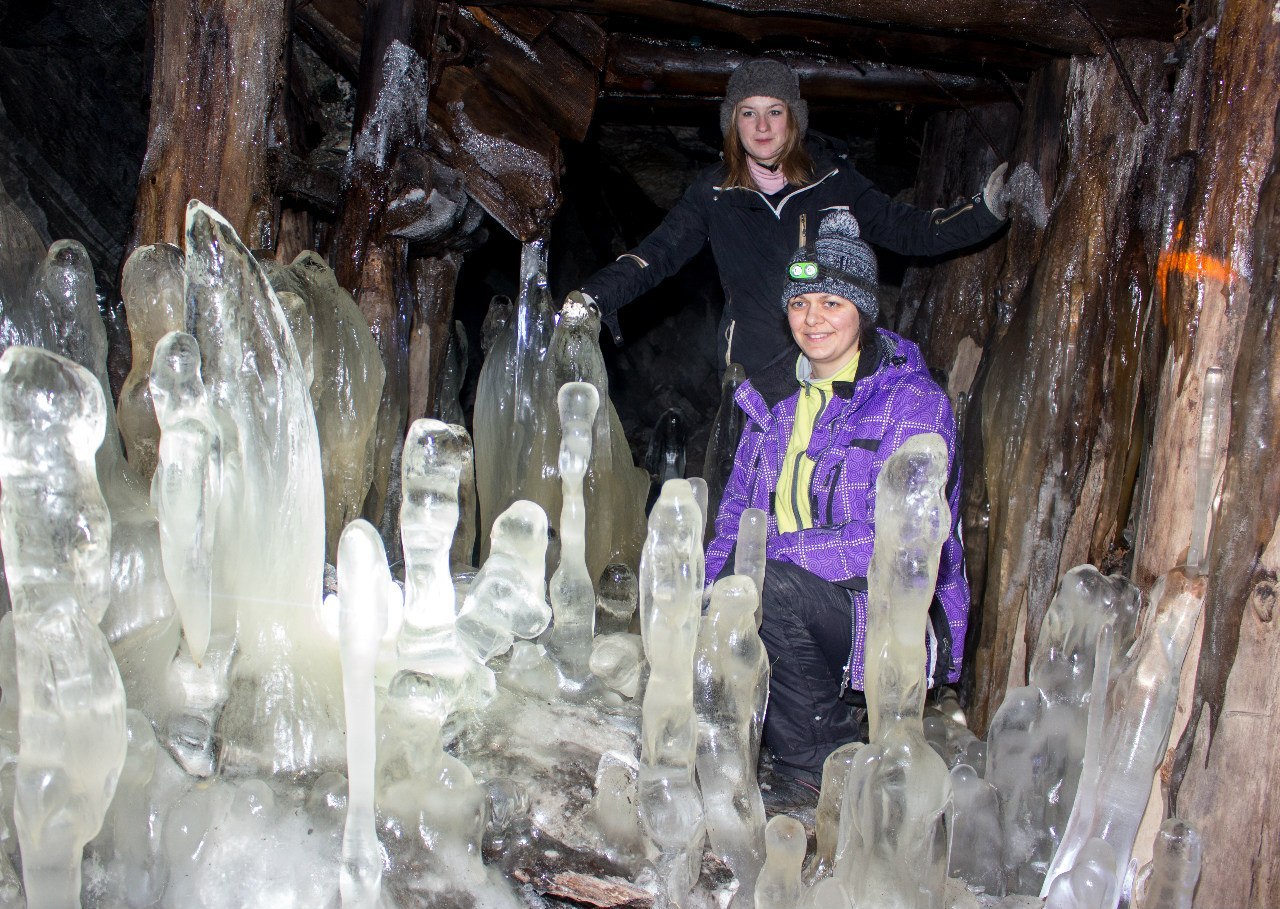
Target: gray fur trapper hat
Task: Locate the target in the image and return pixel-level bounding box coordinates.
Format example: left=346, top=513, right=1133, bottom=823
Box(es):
left=781, top=210, right=880, bottom=321
left=719, top=57, right=809, bottom=139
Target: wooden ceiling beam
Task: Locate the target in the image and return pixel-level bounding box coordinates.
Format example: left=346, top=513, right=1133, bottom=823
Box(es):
left=605, top=38, right=1019, bottom=107
left=459, top=0, right=1182, bottom=57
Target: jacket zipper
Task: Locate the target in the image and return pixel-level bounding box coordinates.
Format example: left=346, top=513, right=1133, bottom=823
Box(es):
left=840, top=594, right=857, bottom=697
left=824, top=462, right=842, bottom=526
left=731, top=168, right=840, bottom=219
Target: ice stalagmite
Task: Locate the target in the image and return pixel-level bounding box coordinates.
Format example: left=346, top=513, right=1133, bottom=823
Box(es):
left=946, top=763, right=1004, bottom=895
left=337, top=519, right=394, bottom=909
left=733, top=508, right=767, bottom=626
left=590, top=633, right=645, bottom=698
left=376, top=670, right=520, bottom=909
left=987, top=565, right=1140, bottom=894
left=183, top=201, right=332, bottom=776
left=702, top=364, right=746, bottom=540
left=263, top=252, right=385, bottom=563
left=837, top=433, right=951, bottom=909
left=0, top=346, right=127, bottom=909
left=694, top=575, right=768, bottom=906
left=117, top=242, right=186, bottom=483
left=455, top=499, right=551, bottom=661
left=474, top=243, right=553, bottom=563
left=755, top=816, right=806, bottom=909
left=638, top=479, right=707, bottom=905
left=523, top=296, right=628, bottom=580
left=596, top=562, right=638, bottom=634
left=398, top=418, right=494, bottom=707
left=645, top=407, right=688, bottom=507
left=548, top=381, right=600, bottom=687
left=1135, top=819, right=1201, bottom=909
left=1044, top=839, right=1117, bottom=909
left=809, top=741, right=862, bottom=882
left=1042, top=568, right=1204, bottom=902
left=85, top=709, right=171, bottom=906
left=150, top=330, right=223, bottom=666
left=10, top=239, right=179, bottom=718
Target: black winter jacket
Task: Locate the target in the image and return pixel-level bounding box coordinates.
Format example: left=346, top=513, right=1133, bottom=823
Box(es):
left=581, top=138, right=1004, bottom=378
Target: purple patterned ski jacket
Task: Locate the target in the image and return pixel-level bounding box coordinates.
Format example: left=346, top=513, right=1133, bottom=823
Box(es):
left=705, top=329, right=969, bottom=688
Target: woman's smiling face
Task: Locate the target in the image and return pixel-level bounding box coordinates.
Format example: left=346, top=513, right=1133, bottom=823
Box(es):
left=787, top=292, right=862, bottom=378
left=735, top=96, right=790, bottom=166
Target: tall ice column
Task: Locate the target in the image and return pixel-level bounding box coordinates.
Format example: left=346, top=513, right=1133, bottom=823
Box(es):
left=547, top=381, right=599, bottom=688
left=694, top=575, right=768, bottom=906
left=337, top=519, right=395, bottom=908
left=0, top=347, right=127, bottom=909
left=638, top=479, right=707, bottom=906
left=837, top=433, right=952, bottom=909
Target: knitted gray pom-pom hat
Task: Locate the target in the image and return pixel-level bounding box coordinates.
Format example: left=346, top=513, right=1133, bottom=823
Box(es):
left=719, top=58, right=809, bottom=140
left=780, top=210, right=880, bottom=321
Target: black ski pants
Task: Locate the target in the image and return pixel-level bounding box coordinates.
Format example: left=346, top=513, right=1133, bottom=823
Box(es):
left=756, top=559, right=866, bottom=776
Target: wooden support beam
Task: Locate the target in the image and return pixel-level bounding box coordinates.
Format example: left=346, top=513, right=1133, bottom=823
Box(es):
left=133, top=0, right=291, bottom=251
left=295, top=5, right=361, bottom=82
left=456, top=7, right=605, bottom=142
left=605, top=38, right=1017, bottom=107
left=459, top=0, right=1181, bottom=57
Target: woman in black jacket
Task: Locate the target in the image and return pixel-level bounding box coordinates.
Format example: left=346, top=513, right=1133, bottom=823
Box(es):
left=570, top=57, right=1008, bottom=379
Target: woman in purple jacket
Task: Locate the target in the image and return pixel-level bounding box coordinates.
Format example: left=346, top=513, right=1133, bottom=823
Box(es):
left=704, top=209, right=970, bottom=786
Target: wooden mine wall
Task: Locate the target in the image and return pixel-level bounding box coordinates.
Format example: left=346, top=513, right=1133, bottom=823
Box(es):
left=898, top=0, right=1279, bottom=902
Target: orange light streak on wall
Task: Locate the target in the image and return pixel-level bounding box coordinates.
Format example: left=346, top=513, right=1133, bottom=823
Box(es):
left=1156, top=221, right=1235, bottom=323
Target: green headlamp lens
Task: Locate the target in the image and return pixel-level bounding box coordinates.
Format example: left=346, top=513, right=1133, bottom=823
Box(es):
left=789, top=261, right=819, bottom=281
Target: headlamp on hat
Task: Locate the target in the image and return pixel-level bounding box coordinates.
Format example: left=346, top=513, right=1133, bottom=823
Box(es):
left=788, top=260, right=819, bottom=281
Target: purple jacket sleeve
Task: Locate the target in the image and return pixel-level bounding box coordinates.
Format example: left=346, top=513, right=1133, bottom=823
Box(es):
left=705, top=425, right=763, bottom=582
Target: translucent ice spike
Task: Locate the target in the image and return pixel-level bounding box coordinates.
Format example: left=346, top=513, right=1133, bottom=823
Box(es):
left=836, top=434, right=952, bottom=909
left=473, top=246, right=552, bottom=562
left=547, top=382, right=600, bottom=684
left=400, top=419, right=468, bottom=632
left=184, top=201, right=329, bottom=775
left=117, top=243, right=186, bottom=483
left=734, top=508, right=767, bottom=626
left=595, top=562, right=638, bottom=635
left=0, top=347, right=111, bottom=623
left=337, top=520, right=393, bottom=909
left=990, top=566, right=1139, bottom=893
left=0, top=347, right=127, bottom=909
left=694, top=576, right=768, bottom=902
left=1043, top=570, right=1203, bottom=900
left=755, top=816, right=806, bottom=909
left=150, top=331, right=222, bottom=665
left=1136, top=819, right=1201, bottom=909
left=590, top=632, right=645, bottom=698
left=638, top=479, right=706, bottom=904
left=863, top=433, right=950, bottom=742
left=456, top=499, right=551, bottom=661
left=1044, top=839, right=1117, bottom=909
left=702, top=363, right=747, bottom=540
left=946, top=763, right=1004, bottom=895
left=809, top=741, right=863, bottom=882
left=1187, top=367, right=1222, bottom=574
left=265, top=251, right=385, bottom=565
left=688, top=476, right=709, bottom=530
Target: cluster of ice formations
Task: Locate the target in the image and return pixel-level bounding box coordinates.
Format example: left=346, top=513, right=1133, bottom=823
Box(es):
left=0, top=200, right=1205, bottom=909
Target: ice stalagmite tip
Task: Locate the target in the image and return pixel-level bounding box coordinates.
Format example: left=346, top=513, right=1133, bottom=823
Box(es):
left=337, top=519, right=393, bottom=909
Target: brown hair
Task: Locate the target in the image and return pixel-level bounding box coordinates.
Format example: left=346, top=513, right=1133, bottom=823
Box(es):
left=721, top=101, right=814, bottom=190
